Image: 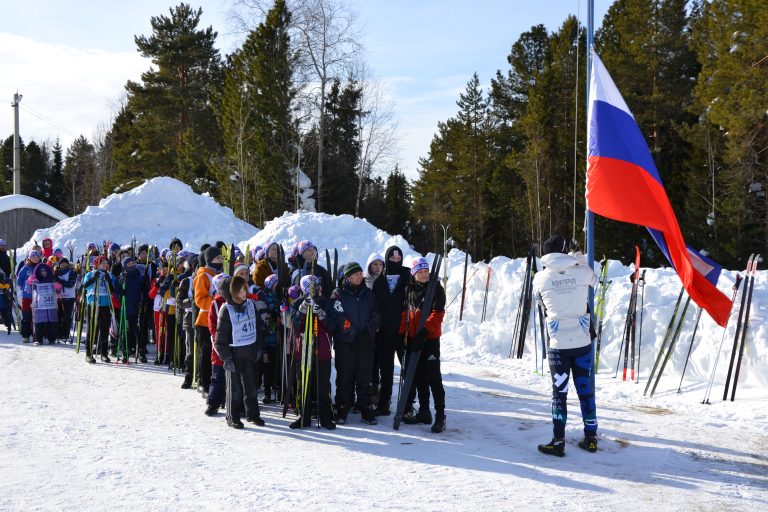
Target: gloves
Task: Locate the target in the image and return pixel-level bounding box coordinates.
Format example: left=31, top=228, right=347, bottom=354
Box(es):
left=312, top=302, right=326, bottom=320
left=223, top=359, right=236, bottom=372
left=409, top=327, right=428, bottom=352
left=298, top=301, right=309, bottom=314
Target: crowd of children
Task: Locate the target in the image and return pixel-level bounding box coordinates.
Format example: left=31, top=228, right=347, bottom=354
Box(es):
left=0, top=238, right=448, bottom=434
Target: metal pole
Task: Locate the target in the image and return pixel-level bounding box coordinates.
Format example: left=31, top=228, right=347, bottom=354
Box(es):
left=12, top=92, right=22, bottom=195
left=440, top=224, right=450, bottom=289
left=585, top=1, right=595, bottom=317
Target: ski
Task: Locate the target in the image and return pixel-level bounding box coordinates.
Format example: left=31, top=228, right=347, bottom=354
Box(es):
left=643, top=286, right=685, bottom=395
left=635, top=269, right=646, bottom=383
left=618, top=247, right=640, bottom=381
left=459, top=250, right=469, bottom=321
left=649, top=296, right=692, bottom=397
left=722, top=254, right=754, bottom=400
left=509, top=244, right=535, bottom=359
left=730, top=254, right=759, bottom=401
left=480, top=265, right=492, bottom=323
left=702, top=274, right=743, bottom=404
left=594, top=257, right=611, bottom=373
left=393, top=253, right=443, bottom=430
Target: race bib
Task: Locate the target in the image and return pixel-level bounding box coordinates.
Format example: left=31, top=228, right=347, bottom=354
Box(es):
left=226, top=300, right=257, bottom=347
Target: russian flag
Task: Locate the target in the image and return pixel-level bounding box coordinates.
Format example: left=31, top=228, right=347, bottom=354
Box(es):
left=586, top=52, right=732, bottom=327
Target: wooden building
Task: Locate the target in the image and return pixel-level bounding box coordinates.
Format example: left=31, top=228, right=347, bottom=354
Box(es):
left=0, top=195, right=68, bottom=247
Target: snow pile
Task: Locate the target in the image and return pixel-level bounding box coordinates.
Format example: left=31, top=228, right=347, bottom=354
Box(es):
left=18, top=177, right=259, bottom=255
left=238, top=210, right=415, bottom=268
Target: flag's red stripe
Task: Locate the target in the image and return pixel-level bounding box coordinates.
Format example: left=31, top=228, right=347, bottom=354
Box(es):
left=587, top=155, right=731, bottom=326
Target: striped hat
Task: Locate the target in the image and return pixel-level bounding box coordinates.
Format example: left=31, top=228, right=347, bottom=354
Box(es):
left=410, top=257, right=430, bottom=276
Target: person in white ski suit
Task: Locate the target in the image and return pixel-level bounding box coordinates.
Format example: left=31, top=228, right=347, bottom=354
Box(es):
left=533, top=235, right=598, bottom=456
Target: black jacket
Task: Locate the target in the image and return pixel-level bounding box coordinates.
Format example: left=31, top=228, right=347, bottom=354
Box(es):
left=330, top=283, right=379, bottom=344
left=215, top=298, right=262, bottom=362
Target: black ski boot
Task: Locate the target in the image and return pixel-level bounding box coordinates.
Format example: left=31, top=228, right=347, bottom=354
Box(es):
left=204, top=404, right=219, bottom=417
left=227, top=418, right=244, bottom=430
left=139, top=354, right=148, bottom=364
left=289, top=416, right=311, bottom=429
left=403, top=408, right=432, bottom=425
left=100, top=354, right=111, bottom=363
left=361, top=406, right=378, bottom=425
left=374, top=400, right=391, bottom=417
left=247, top=416, right=265, bottom=427
left=319, top=413, right=336, bottom=430
left=431, top=412, right=446, bottom=433
left=336, top=406, right=348, bottom=425
left=578, top=436, right=598, bottom=453
left=180, top=374, right=193, bottom=389
left=87, top=355, right=96, bottom=364
left=538, top=438, right=565, bottom=457
left=263, top=388, right=275, bottom=404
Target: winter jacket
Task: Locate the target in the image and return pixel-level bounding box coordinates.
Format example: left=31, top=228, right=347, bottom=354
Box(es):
left=253, top=245, right=290, bottom=289
left=41, top=238, right=54, bottom=259
left=532, top=251, right=596, bottom=350
left=330, top=282, right=379, bottom=344
left=193, top=266, right=217, bottom=327
left=0, top=250, right=11, bottom=276
left=372, top=261, right=410, bottom=340
left=120, top=268, right=145, bottom=316
left=399, top=278, right=446, bottom=341
left=82, top=270, right=116, bottom=307
left=0, top=274, right=10, bottom=310
left=257, top=287, right=280, bottom=347
left=175, top=270, right=193, bottom=311
left=17, top=263, right=36, bottom=300
left=214, top=297, right=262, bottom=363
left=208, top=294, right=226, bottom=367
left=54, top=268, right=78, bottom=300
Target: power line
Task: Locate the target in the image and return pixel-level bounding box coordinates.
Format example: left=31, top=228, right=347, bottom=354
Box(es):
left=19, top=103, right=79, bottom=139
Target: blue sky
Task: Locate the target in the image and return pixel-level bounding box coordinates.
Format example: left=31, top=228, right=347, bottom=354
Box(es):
left=0, top=0, right=612, bottom=180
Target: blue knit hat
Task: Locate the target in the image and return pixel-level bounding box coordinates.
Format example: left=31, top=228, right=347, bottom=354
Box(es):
left=264, top=274, right=279, bottom=291
left=410, top=257, right=429, bottom=276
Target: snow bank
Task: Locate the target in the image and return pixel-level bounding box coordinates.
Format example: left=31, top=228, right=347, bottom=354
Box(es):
left=238, top=210, right=417, bottom=268
left=18, top=177, right=259, bottom=255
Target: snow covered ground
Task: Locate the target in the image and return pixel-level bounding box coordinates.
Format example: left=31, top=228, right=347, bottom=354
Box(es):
left=4, top=177, right=767, bottom=510
left=1, top=334, right=766, bottom=512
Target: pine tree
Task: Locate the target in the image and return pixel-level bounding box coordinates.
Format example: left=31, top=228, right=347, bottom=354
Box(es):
left=383, top=169, right=411, bottom=237
left=111, top=3, right=223, bottom=194
left=215, top=0, right=297, bottom=225
left=1, top=136, right=23, bottom=196
left=309, top=78, right=362, bottom=215
left=23, top=141, right=49, bottom=202
left=63, top=136, right=97, bottom=215
left=688, top=0, right=768, bottom=263
left=48, top=139, right=67, bottom=212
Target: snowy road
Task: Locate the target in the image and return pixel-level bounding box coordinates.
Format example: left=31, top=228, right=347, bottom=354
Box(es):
left=1, top=334, right=766, bottom=512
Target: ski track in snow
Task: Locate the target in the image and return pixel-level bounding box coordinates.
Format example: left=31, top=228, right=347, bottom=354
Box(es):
left=1, top=334, right=766, bottom=512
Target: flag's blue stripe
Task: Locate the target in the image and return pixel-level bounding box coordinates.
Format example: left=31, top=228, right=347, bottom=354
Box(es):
left=589, top=100, right=662, bottom=185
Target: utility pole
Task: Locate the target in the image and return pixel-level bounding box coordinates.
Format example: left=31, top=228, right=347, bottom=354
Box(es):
left=11, top=92, right=22, bottom=194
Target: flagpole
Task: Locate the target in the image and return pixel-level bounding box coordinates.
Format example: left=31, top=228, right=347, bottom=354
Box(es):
left=586, top=0, right=596, bottom=317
